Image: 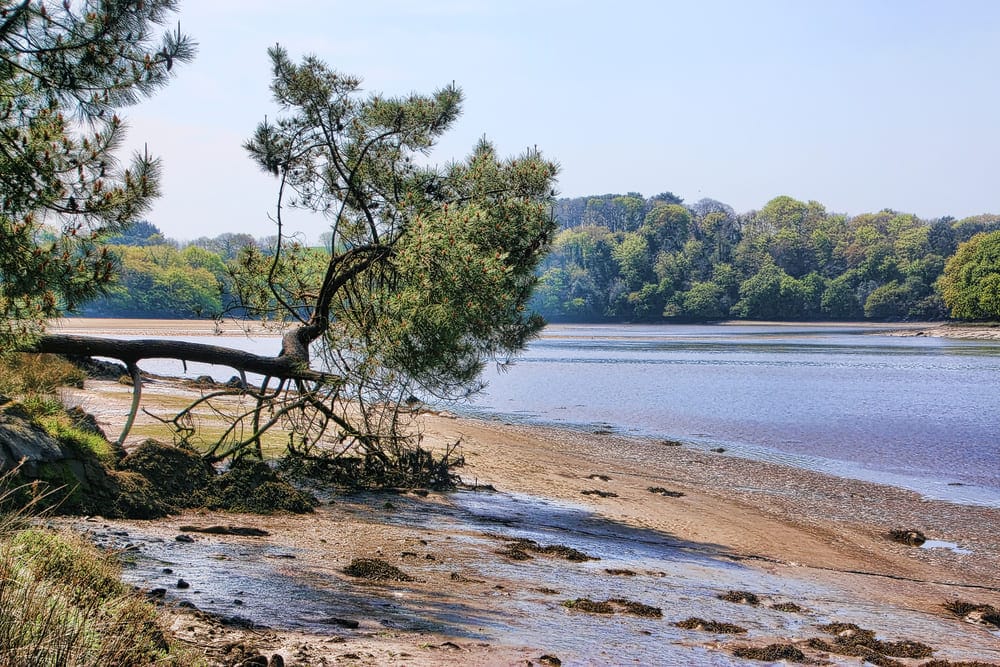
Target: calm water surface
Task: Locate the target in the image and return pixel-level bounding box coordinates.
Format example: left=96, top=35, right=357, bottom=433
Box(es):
left=465, top=323, right=1000, bottom=506
left=123, top=323, right=1000, bottom=506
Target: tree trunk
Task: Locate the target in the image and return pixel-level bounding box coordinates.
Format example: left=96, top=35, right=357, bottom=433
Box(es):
left=31, top=333, right=330, bottom=383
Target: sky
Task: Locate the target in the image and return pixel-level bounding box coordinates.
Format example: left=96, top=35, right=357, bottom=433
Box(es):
left=121, top=0, right=1000, bottom=242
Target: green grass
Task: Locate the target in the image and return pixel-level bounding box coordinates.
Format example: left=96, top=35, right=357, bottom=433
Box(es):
left=0, top=472, right=199, bottom=666
left=34, top=416, right=117, bottom=465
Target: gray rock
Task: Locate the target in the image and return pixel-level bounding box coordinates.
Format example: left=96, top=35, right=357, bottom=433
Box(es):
left=0, top=410, right=66, bottom=476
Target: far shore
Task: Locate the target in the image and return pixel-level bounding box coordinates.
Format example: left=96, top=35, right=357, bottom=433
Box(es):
left=49, top=316, right=1000, bottom=341
left=55, top=376, right=1000, bottom=665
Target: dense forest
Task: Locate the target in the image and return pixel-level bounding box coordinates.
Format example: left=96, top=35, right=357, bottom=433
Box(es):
left=533, top=193, right=1000, bottom=322
left=69, top=193, right=1000, bottom=323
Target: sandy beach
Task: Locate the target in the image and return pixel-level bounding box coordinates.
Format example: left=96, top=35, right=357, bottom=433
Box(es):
left=54, top=373, right=1000, bottom=666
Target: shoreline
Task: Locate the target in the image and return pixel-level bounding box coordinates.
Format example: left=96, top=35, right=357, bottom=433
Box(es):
left=57, top=378, right=1000, bottom=665
left=50, top=316, right=1000, bottom=341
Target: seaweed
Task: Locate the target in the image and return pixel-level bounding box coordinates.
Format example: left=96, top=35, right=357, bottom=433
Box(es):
left=674, top=617, right=747, bottom=634
left=343, top=558, right=413, bottom=582
left=887, top=528, right=927, bottom=546
left=718, top=590, right=761, bottom=605
left=495, top=537, right=597, bottom=562
left=731, top=644, right=806, bottom=662
left=647, top=486, right=684, bottom=497
left=580, top=489, right=618, bottom=498
left=563, top=597, right=661, bottom=618
left=942, top=599, right=1000, bottom=628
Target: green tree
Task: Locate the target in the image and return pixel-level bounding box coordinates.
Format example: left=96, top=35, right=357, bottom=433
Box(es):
left=681, top=281, right=725, bottom=320
left=39, top=50, right=558, bottom=474
left=938, top=231, right=1000, bottom=320
left=0, top=0, right=193, bottom=348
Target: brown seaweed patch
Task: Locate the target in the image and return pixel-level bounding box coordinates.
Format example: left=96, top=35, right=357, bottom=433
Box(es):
left=580, top=489, right=618, bottom=498
left=809, top=622, right=934, bottom=661
left=771, top=602, right=806, bottom=613
left=604, top=568, right=637, bottom=576
left=674, top=617, right=747, bottom=634
left=718, top=590, right=761, bottom=605
left=647, top=486, right=685, bottom=497
left=887, top=528, right=927, bottom=546
left=608, top=598, right=662, bottom=618
left=343, top=558, right=413, bottom=582
left=586, top=474, right=611, bottom=481
left=562, top=598, right=614, bottom=614
left=943, top=599, right=1000, bottom=628
left=563, top=597, right=661, bottom=618
left=731, top=644, right=806, bottom=662
left=919, top=661, right=997, bottom=666
left=495, top=537, right=597, bottom=562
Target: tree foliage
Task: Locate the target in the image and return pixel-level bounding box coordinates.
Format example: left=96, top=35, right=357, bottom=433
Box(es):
left=36, top=48, right=557, bottom=479
left=535, top=193, right=971, bottom=322
left=0, top=0, right=193, bottom=347
left=938, top=231, right=1000, bottom=320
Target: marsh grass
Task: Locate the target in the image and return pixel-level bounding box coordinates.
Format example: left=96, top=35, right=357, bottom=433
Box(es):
left=0, top=470, right=194, bottom=666
left=0, top=354, right=85, bottom=397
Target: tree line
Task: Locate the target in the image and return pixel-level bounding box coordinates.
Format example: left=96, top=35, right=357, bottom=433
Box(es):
left=78, top=223, right=286, bottom=319
left=535, top=193, right=1000, bottom=322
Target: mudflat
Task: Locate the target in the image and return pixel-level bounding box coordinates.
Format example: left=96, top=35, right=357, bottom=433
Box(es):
left=57, top=375, right=1000, bottom=666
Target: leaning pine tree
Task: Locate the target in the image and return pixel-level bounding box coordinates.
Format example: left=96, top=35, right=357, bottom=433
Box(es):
left=36, top=46, right=559, bottom=486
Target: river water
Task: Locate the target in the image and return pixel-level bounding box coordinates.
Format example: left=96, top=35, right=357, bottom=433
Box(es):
left=124, top=322, right=1000, bottom=507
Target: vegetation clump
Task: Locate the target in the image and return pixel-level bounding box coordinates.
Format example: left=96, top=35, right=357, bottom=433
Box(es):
left=580, top=489, right=618, bottom=498
left=718, top=590, right=761, bottom=605
left=563, top=598, right=661, bottom=618
left=771, top=602, right=806, bottom=613
left=495, top=538, right=597, bottom=562
left=806, top=622, right=934, bottom=662
left=201, top=459, right=316, bottom=514
left=119, top=439, right=214, bottom=507
left=343, top=558, right=413, bottom=582
left=887, top=528, right=927, bottom=546
left=647, top=486, right=685, bottom=497
left=674, top=617, right=747, bottom=634
left=942, top=600, right=1000, bottom=628
left=731, top=644, right=807, bottom=662
left=0, top=470, right=190, bottom=666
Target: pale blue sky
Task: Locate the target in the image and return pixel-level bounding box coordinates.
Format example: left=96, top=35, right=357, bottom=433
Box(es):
left=123, top=0, right=1000, bottom=241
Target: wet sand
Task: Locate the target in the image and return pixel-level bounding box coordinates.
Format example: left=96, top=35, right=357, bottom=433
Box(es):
left=57, top=376, right=1000, bottom=666
left=49, top=316, right=285, bottom=337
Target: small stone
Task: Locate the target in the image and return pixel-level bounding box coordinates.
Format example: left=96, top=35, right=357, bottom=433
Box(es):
left=176, top=579, right=190, bottom=589
left=162, top=567, right=174, bottom=574
left=175, top=534, right=194, bottom=543
left=147, top=587, right=167, bottom=599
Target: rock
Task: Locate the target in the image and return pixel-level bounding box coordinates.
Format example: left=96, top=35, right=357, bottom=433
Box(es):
left=176, top=579, right=190, bottom=589
left=0, top=406, right=66, bottom=475
left=147, top=587, right=167, bottom=599
left=175, top=534, right=195, bottom=543
left=268, top=656, right=284, bottom=667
